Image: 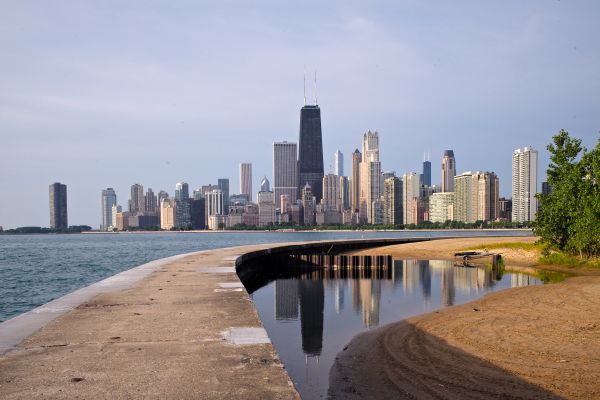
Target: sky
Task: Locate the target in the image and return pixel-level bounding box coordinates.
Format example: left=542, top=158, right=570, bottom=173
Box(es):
left=1, top=0, right=599, bottom=229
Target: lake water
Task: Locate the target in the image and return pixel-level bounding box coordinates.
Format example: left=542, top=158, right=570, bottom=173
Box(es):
left=0, top=230, right=530, bottom=322
left=250, top=259, right=541, bottom=399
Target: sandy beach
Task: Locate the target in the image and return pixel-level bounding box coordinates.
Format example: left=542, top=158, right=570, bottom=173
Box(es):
left=330, top=237, right=600, bottom=399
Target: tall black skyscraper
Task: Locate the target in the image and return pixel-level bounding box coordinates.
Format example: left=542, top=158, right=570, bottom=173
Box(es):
left=49, top=182, right=68, bottom=229
left=422, top=160, right=431, bottom=187
left=298, top=105, right=324, bottom=202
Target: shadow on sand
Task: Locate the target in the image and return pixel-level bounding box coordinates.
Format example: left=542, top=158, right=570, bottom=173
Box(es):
left=328, top=320, right=563, bottom=400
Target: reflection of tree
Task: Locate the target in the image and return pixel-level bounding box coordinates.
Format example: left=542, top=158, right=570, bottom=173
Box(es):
left=299, top=278, right=324, bottom=357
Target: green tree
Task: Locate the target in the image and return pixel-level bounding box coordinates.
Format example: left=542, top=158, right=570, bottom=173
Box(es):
left=534, top=130, right=600, bottom=257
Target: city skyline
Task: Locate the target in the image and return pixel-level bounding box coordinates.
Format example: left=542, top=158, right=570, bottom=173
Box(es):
left=2, top=2, right=600, bottom=228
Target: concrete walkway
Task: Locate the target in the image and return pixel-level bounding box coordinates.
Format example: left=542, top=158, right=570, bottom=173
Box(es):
left=0, top=244, right=300, bottom=399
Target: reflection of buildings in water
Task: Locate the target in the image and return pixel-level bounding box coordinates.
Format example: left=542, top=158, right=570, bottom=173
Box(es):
left=403, top=260, right=421, bottom=293
left=298, top=278, right=324, bottom=357
left=418, top=260, right=431, bottom=301
left=429, top=260, right=456, bottom=307
left=359, top=279, right=381, bottom=328
left=352, top=278, right=361, bottom=314
left=511, top=273, right=535, bottom=287
left=451, top=265, right=496, bottom=294
left=442, top=266, right=455, bottom=306
left=334, top=280, right=345, bottom=314
left=275, top=279, right=299, bottom=320
left=392, top=259, right=403, bottom=288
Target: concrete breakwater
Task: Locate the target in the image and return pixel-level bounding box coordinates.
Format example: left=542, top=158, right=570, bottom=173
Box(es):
left=0, top=237, right=428, bottom=398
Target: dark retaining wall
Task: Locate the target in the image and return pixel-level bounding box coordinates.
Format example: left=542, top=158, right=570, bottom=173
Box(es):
left=235, top=237, right=432, bottom=292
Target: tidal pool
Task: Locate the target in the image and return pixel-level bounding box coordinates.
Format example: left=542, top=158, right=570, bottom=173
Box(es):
left=250, top=259, right=542, bottom=399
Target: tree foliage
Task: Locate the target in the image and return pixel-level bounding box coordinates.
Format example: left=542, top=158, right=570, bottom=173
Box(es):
left=534, top=130, right=600, bottom=257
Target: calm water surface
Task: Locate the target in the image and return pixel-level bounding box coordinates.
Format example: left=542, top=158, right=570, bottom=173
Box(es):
left=0, top=230, right=530, bottom=322
left=250, top=260, right=541, bottom=399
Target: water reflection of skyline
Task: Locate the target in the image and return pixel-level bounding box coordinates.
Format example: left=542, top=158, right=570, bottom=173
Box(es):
left=271, top=260, right=533, bottom=357
left=255, top=259, right=543, bottom=399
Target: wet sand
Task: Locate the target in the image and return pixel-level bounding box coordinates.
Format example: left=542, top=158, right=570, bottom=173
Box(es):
left=330, top=237, right=600, bottom=399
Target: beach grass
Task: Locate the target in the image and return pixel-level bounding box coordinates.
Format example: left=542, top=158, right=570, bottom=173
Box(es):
left=461, top=242, right=541, bottom=251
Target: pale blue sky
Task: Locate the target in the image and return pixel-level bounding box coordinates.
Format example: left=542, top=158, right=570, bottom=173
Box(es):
left=1, top=1, right=599, bottom=228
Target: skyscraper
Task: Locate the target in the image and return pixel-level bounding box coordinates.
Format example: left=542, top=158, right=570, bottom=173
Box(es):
left=129, top=183, right=144, bottom=214
left=512, top=147, right=538, bottom=222
left=359, top=130, right=381, bottom=223
left=383, top=177, right=402, bottom=225
left=429, top=192, right=454, bottom=223
left=301, top=183, right=315, bottom=226
left=49, top=182, right=68, bottom=229
left=257, top=190, right=275, bottom=227
left=322, top=174, right=340, bottom=211
left=260, top=176, right=270, bottom=192
left=101, top=188, right=117, bottom=230
left=351, top=149, right=362, bottom=212
left=422, top=156, right=431, bottom=187
left=206, top=189, right=224, bottom=217
left=298, top=105, right=324, bottom=202
left=454, top=171, right=499, bottom=223
left=144, top=188, right=157, bottom=213
left=175, top=182, right=189, bottom=201
left=441, top=150, right=456, bottom=192
left=273, top=141, right=298, bottom=209
left=333, top=150, right=343, bottom=176
left=239, top=163, right=252, bottom=200
left=402, top=172, right=420, bottom=225
left=217, top=178, right=230, bottom=212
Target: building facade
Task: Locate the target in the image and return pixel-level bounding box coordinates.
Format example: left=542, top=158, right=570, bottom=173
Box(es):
left=454, top=171, right=499, bottom=223
left=322, top=174, right=340, bottom=211
left=512, top=147, right=538, bottom=222
left=129, top=183, right=144, bottom=214
left=333, top=150, right=343, bottom=176
left=101, top=188, right=117, bottom=231
left=239, top=162, right=252, bottom=200
left=402, top=173, right=420, bottom=225
left=441, top=150, right=456, bottom=192
left=383, top=177, right=402, bottom=225
left=273, top=141, right=298, bottom=209
left=298, top=105, right=324, bottom=202
left=217, top=178, right=230, bottom=212
left=49, top=182, right=68, bottom=229
left=429, top=192, right=454, bottom=223
left=351, top=149, right=362, bottom=212
left=359, top=131, right=381, bottom=224
left=258, top=191, right=276, bottom=227
left=160, top=199, right=176, bottom=230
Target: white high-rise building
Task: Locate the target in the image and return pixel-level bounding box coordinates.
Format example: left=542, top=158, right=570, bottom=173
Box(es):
left=239, top=162, right=252, bottom=199
left=402, top=172, right=420, bottom=225
left=333, top=150, right=344, bottom=176
left=101, top=188, right=117, bottom=231
left=206, top=189, right=224, bottom=217
left=429, top=192, right=454, bottom=223
left=273, top=142, right=298, bottom=209
left=512, top=147, right=538, bottom=222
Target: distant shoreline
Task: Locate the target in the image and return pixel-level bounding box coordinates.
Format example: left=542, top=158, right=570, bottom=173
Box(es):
left=0, top=228, right=534, bottom=235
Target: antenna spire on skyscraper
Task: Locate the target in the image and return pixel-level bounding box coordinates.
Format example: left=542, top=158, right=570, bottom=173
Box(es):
left=314, top=70, right=318, bottom=105
left=303, top=69, right=306, bottom=106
